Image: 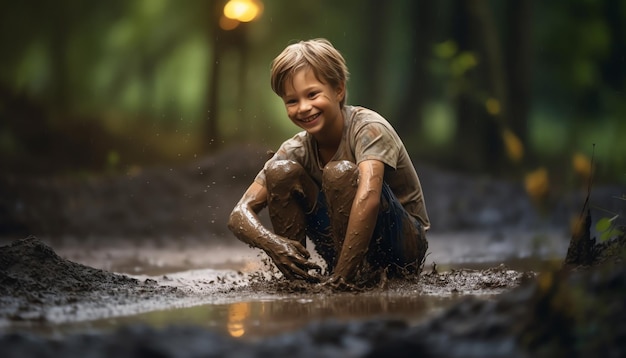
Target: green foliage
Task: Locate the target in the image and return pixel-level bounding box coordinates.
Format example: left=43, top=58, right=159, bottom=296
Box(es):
left=432, top=40, right=478, bottom=80
left=596, top=193, right=625, bottom=242
left=596, top=216, right=623, bottom=242
left=0, top=0, right=625, bottom=180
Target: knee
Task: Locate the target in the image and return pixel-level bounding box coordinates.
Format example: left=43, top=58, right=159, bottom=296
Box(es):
left=265, top=160, right=305, bottom=185
left=323, top=160, right=358, bottom=189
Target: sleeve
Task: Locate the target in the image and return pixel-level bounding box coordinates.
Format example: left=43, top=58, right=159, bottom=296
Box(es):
left=253, top=134, right=308, bottom=186
left=354, top=122, right=400, bottom=170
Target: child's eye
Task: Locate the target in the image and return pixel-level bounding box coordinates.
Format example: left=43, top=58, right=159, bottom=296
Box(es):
left=308, top=91, right=319, bottom=98
left=284, top=99, right=297, bottom=105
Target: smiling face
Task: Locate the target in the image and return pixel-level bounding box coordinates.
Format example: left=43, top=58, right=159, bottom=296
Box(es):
left=281, top=67, right=345, bottom=142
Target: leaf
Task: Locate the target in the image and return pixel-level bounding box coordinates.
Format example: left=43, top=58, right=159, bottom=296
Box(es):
left=600, top=228, right=624, bottom=242
left=502, top=129, right=524, bottom=162
left=595, top=217, right=612, bottom=232
left=433, top=40, right=457, bottom=59
left=600, top=231, right=612, bottom=242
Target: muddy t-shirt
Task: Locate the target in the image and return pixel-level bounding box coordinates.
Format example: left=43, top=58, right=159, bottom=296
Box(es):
left=254, top=105, right=431, bottom=230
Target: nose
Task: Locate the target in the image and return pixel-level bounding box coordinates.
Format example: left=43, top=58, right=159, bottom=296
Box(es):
left=298, top=99, right=312, bottom=114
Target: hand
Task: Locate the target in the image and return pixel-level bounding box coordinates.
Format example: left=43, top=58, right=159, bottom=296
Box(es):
left=264, top=235, right=322, bottom=282
left=323, top=274, right=362, bottom=292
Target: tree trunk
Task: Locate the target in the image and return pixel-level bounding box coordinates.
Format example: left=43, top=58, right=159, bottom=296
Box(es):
left=463, top=0, right=509, bottom=173
left=393, top=1, right=433, bottom=136
left=205, top=0, right=226, bottom=152
left=359, top=1, right=390, bottom=111
left=452, top=1, right=489, bottom=173
left=505, top=0, right=532, bottom=157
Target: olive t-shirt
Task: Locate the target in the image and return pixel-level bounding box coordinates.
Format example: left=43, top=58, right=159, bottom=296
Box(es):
left=254, top=105, right=430, bottom=230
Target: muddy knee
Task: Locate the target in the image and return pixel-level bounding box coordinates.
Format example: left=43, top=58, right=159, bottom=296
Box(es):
left=322, top=160, right=358, bottom=191
left=265, top=159, right=317, bottom=210
left=265, top=160, right=306, bottom=187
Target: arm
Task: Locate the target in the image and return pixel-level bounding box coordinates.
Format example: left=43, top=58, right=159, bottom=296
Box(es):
left=330, top=159, right=385, bottom=286
left=228, top=182, right=321, bottom=281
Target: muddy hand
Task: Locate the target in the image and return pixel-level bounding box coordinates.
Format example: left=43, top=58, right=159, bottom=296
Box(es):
left=264, top=235, right=322, bottom=282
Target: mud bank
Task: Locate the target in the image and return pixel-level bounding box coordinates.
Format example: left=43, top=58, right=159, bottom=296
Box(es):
left=2, top=236, right=625, bottom=357
left=0, top=237, right=186, bottom=324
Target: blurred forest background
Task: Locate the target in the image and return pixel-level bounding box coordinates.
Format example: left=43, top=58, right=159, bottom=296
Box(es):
left=1, top=0, right=625, bottom=191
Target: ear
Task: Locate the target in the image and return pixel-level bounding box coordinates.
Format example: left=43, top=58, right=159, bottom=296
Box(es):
left=335, top=82, right=346, bottom=102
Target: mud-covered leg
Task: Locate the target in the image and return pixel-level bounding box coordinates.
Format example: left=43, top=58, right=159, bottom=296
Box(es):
left=265, top=160, right=318, bottom=247
left=398, top=214, right=428, bottom=274
left=322, top=161, right=359, bottom=258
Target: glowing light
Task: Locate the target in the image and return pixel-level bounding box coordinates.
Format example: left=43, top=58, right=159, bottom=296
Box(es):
left=219, top=15, right=240, bottom=31
left=223, top=0, right=263, bottom=23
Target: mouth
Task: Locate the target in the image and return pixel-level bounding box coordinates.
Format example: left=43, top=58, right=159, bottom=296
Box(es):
left=299, top=113, right=321, bottom=123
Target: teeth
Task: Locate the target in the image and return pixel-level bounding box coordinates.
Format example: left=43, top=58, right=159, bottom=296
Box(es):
left=301, top=113, right=320, bottom=123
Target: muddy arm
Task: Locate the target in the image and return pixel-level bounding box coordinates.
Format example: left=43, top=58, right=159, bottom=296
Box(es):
left=228, top=182, right=321, bottom=281
left=228, top=182, right=272, bottom=247
left=331, top=160, right=384, bottom=284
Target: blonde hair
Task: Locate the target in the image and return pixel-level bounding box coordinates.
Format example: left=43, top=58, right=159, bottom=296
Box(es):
left=270, top=38, right=350, bottom=108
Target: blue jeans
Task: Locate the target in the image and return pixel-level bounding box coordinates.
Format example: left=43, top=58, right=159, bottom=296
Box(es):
left=305, top=182, right=426, bottom=272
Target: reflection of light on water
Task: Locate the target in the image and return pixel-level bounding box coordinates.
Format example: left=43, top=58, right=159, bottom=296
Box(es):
left=227, top=302, right=251, bottom=337
left=228, top=322, right=245, bottom=338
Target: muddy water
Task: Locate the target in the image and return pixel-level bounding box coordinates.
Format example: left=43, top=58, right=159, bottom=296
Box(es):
left=48, top=292, right=459, bottom=340
left=9, top=230, right=567, bottom=339
left=3, top=233, right=567, bottom=339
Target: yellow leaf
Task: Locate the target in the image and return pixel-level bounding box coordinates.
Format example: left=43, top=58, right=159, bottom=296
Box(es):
left=572, top=152, right=592, bottom=178
left=538, top=272, right=553, bottom=292
left=525, top=167, right=549, bottom=202
left=485, top=98, right=501, bottom=115
left=502, top=129, right=524, bottom=162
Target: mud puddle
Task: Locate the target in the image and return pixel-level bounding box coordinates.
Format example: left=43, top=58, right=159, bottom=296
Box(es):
left=12, top=261, right=540, bottom=341
left=1, top=232, right=562, bottom=340
left=38, top=291, right=460, bottom=340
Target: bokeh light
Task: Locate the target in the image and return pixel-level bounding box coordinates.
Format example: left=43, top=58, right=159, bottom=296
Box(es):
left=223, top=0, right=263, bottom=23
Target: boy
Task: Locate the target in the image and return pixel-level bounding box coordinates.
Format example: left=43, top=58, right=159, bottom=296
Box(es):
left=228, top=38, right=430, bottom=290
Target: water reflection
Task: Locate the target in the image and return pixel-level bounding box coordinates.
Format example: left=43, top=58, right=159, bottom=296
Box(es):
left=76, top=292, right=459, bottom=339
left=227, top=302, right=250, bottom=337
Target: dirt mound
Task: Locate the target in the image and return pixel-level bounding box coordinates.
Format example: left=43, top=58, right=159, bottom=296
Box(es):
left=0, top=237, right=183, bottom=322
left=0, top=236, right=139, bottom=297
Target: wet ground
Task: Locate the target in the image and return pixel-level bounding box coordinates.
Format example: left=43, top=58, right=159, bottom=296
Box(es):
left=1, top=145, right=623, bottom=356
left=2, top=234, right=624, bottom=358
left=0, top=231, right=552, bottom=340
